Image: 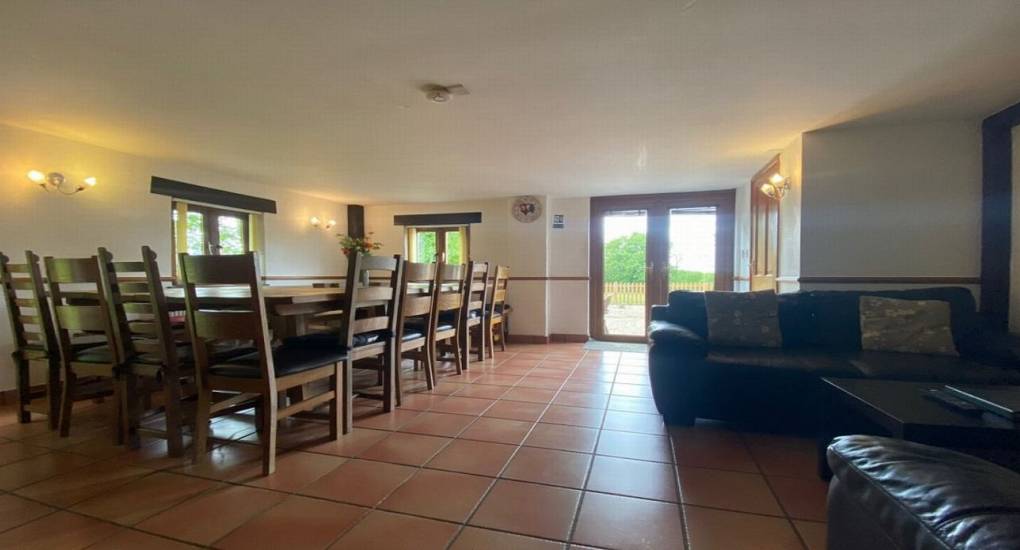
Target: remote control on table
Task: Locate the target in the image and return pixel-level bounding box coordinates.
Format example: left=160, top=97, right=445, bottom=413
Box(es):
left=922, top=389, right=984, bottom=415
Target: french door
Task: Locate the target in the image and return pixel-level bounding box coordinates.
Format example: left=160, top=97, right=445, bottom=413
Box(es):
left=590, top=191, right=735, bottom=342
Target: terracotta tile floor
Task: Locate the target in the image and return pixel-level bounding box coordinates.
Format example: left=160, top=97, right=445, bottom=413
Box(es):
left=0, top=343, right=828, bottom=549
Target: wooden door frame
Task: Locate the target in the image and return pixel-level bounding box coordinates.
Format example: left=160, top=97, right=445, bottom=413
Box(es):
left=750, top=155, right=781, bottom=290
left=589, top=190, right=736, bottom=342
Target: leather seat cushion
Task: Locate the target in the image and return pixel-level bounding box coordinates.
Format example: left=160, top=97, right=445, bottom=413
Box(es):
left=404, top=317, right=455, bottom=333
left=210, top=344, right=348, bottom=378
left=284, top=330, right=389, bottom=349
left=437, top=310, right=479, bottom=325
left=828, top=435, right=1020, bottom=549
left=846, top=351, right=1020, bottom=384
left=705, top=347, right=859, bottom=377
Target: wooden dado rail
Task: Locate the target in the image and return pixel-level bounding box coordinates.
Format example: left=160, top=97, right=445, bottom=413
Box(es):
left=797, top=276, right=980, bottom=285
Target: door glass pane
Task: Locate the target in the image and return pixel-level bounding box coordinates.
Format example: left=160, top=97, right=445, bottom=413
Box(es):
left=217, top=215, right=246, bottom=255
left=445, top=230, right=462, bottom=264
left=416, top=231, right=437, bottom=261
left=173, top=210, right=207, bottom=256
left=602, top=210, right=647, bottom=336
left=668, top=207, right=716, bottom=292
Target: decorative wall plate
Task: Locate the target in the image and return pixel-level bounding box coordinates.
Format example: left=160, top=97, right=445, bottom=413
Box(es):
left=512, top=196, right=542, bottom=223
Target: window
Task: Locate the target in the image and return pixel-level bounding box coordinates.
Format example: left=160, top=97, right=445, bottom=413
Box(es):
left=171, top=201, right=255, bottom=275
left=406, top=226, right=469, bottom=263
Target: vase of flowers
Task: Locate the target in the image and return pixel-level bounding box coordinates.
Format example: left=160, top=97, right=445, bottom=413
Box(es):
left=338, top=233, right=383, bottom=286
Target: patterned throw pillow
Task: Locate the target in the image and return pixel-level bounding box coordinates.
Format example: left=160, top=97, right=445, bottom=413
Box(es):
left=859, top=296, right=958, bottom=356
left=704, top=290, right=783, bottom=348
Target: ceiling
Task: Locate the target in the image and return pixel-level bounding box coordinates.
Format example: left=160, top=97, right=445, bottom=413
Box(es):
left=2, top=0, right=1020, bottom=204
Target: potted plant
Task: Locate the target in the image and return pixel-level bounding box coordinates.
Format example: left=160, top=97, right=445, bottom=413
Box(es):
left=338, top=233, right=383, bottom=286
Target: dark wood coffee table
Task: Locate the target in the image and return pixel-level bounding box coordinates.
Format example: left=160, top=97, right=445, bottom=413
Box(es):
left=817, top=378, right=1020, bottom=479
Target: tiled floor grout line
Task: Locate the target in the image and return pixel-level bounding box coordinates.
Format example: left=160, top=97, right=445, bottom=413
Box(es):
left=0, top=347, right=680, bottom=550
left=739, top=432, right=813, bottom=550
left=453, top=350, right=593, bottom=548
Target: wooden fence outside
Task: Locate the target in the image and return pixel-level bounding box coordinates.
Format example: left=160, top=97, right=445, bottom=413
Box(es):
left=604, top=280, right=714, bottom=305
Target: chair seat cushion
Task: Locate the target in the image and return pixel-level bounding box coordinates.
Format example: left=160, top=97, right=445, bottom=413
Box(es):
left=210, top=344, right=348, bottom=379
left=403, top=318, right=454, bottom=333
left=284, top=331, right=390, bottom=349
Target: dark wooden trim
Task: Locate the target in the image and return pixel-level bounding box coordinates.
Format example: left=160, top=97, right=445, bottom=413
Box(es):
left=347, top=205, right=365, bottom=238
left=589, top=190, right=736, bottom=342
left=151, top=176, right=277, bottom=213
left=750, top=155, right=781, bottom=291
left=981, top=99, right=1020, bottom=328
left=394, top=212, right=482, bottom=226
left=798, top=276, right=980, bottom=285
left=508, top=334, right=550, bottom=345
left=549, top=333, right=589, bottom=343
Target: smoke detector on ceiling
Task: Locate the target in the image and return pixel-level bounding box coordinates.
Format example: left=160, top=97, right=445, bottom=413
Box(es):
left=424, top=84, right=469, bottom=103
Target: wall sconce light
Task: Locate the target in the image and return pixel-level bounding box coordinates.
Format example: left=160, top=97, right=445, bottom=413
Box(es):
left=309, top=217, right=336, bottom=230
left=27, top=170, right=97, bottom=195
left=759, top=173, right=790, bottom=200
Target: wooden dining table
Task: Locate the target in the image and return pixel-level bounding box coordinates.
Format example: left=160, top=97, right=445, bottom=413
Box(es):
left=162, top=285, right=346, bottom=337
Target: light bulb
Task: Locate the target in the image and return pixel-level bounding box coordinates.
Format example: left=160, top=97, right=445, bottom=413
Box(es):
left=83, top=176, right=97, bottom=187
left=769, top=173, right=785, bottom=185
left=309, top=216, right=321, bottom=227
left=27, top=170, right=45, bottom=183
left=325, top=219, right=337, bottom=229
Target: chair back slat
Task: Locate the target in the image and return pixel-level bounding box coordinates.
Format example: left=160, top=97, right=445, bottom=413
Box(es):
left=462, top=261, right=489, bottom=322
left=435, top=263, right=465, bottom=315
left=54, top=305, right=108, bottom=331
left=337, top=253, right=402, bottom=349
left=3, top=251, right=56, bottom=357
left=192, top=310, right=262, bottom=340
left=45, top=255, right=119, bottom=365
left=180, top=252, right=274, bottom=386
left=356, top=286, right=394, bottom=302
left=352, top=315, right=389, bottom=334
left=100, top=247, right=180, bottom=368
left=393, top=261, right=435, bottom=343
left=402, top=295, right=434, bottom=317
left=116, top=281, right=151, bottom=294
left=488, top=265, right=510, bottom=316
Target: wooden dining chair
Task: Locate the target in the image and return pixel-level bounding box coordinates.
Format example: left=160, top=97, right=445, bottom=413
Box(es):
left=1, top=251, right=61, bottom=427
left=484, top=265, right=510, bottom=357
left=333, top=253, right=403, bottom=418
left=394, top=261, right=437, bottom=397
left=432, top=262, right=466, bottom=375
left=99, top=246, right=190, bottom=455
left=44, top=254, right=122, bottom=440
left=180, top=252, right=348, bottom=475
left=462, top=261, right=489, bottom=365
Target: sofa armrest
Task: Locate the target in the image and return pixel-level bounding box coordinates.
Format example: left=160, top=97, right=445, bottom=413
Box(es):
left=650, top=304, right=672, bottom=322
left=964, top=330, right=1020, bottom=369
left=648, top=320, right=708, bottom=357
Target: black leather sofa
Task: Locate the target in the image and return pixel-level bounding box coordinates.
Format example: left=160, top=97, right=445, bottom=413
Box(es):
left=648, top=287, right=1020, bottom=430
left=827, top=435, right=1020, bottom=550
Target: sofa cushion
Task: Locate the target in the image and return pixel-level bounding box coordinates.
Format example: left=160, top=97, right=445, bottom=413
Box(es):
left=706, top=348, right=859, bottom=377
left=846, top=351, right=1020, bottom=384
left=704, top=290, right=782, bottom=348
left=827, top=435, right=1020, bottom=550
left=860, top=296, right=958, bottom=356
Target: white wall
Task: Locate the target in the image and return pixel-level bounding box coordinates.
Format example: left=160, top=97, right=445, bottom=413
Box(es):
left=733, top=182, right=751, bottom=292
left=364, top=196, right=554, bottom=338
left=799, top=120, right=982, bottom=292
left=547, top=197, right=589, bottom=336
left=1010, top=126, right=1020, bottom=331
left=0, top=124, right=346, bottom=390
left=777, top=135, right=802, bottom=293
